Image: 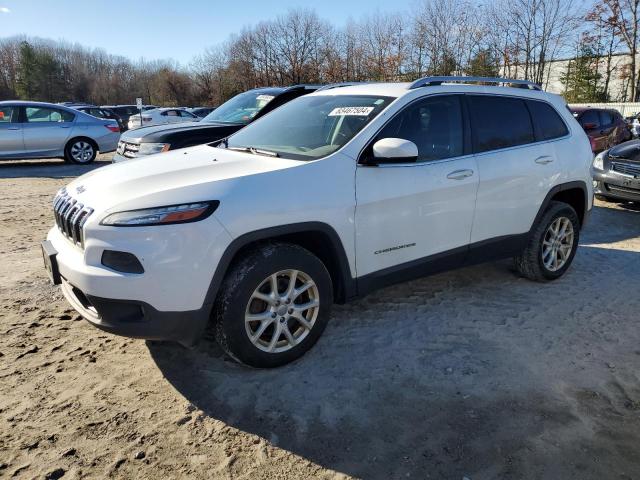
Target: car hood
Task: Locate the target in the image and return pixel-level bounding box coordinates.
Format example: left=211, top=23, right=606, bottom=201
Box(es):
left=64, top=144, right=302, bottom=214
left=120, top=121, right=242, bottom=143
left=608, top=140, right=640, bottom=162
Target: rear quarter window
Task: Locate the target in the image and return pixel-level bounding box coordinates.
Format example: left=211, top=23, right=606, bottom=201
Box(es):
left=468, top=95, right=534, bottom=153
left=526, top=100, right=569, bottom=141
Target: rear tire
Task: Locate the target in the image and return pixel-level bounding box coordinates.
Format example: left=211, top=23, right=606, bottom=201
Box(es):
left=513, top=201, right=580, bottom=282
left=65, top=138, right=97, bottom=164
left=212, top=242, right=333, bottom=368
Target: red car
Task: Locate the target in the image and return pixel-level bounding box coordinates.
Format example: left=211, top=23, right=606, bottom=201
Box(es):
left=571, top=107, right=631, bottom=153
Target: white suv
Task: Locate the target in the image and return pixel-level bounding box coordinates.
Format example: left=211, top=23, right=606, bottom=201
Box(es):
left=42, top=77, right=593, bottom=368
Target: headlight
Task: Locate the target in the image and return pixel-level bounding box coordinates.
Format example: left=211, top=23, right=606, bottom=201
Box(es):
left=592, top=151, right=606, bottom=170
left=101, top=201, right=219, bottom=226
left=137, top=143, right=171, bottom=156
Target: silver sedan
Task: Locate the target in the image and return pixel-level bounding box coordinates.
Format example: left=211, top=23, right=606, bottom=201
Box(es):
left=0, top=101, right=120, bottom=164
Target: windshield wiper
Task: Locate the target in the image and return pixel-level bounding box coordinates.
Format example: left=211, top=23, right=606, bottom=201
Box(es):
left=227, top=146, right=279, bottom=157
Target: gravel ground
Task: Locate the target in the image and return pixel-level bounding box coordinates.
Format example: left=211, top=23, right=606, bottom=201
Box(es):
left=1, top=155, right=640, bottom=479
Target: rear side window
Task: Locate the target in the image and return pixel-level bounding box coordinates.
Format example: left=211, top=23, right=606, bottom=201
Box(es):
left=579, top=110, right=600, bottom=128
left=468, top=96, right=534, bottom=153
left=598, top=110, right=613, bottom=126
left=25, top=107, right=74, bottom=123
left=527, top=100, right=568, bottom=141
left=375, top=95, right=464, bottom=162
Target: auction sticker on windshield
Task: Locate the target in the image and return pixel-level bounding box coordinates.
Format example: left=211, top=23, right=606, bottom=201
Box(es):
left=256, top=95, right=274, bottom=102
left=328, top=106, right=375, bottom=116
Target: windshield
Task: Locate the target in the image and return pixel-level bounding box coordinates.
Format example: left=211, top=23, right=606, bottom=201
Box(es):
left=202, top=90, right=278, bottom=124
left=222, top=95, right=394, bottom=160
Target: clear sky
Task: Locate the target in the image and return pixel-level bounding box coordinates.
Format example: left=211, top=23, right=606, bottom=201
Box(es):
left=0, top=0, right=414, bottom=65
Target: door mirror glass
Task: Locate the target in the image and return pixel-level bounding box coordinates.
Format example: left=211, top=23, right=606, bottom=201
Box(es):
left=372, top=138, right=419, bottom=163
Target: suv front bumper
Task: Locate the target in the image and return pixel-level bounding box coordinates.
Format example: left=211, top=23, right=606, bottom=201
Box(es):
left=593, top=169, right=640, bottom=202
left=45, top=214, right=232, bottom=346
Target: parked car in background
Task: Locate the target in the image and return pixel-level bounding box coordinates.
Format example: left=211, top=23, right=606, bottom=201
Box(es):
left=73, top=105, right=125, bottom=131
left=43, top=76, right=593, bottom=367
left=101, top=105, right=140, bottom=130
left=188, top=107, right=216, bottom=118
left=0, top=101, right=119, bottom=163
left=127, top=107, right=199, bottom=130
left=113, top=85, right=318, bottom=162
left=593, top=139, right=640, bottom=203
left=571, top=107, right=631, bottom=153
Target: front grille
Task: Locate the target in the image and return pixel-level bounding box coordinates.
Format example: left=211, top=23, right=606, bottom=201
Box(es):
left=53, top=189, right=94, bottom=247
left=117, top=140, right=140, bottom=158
left=605, top=183, right=640, bottom=194
left=611, top=161, right=640, bottom=177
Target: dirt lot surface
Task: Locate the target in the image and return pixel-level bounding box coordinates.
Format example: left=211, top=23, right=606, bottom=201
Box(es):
left=1, top=156, right=640, bottom=480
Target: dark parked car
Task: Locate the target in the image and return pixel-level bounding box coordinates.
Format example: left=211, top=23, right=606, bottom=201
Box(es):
left=592, top=139, right=640, bottom=203
left=113, top=85, right=319, bottom=162
left=571, top=107, right=631, bottom=153
left=188, top=107, right=216, bottom=118
left=73, top=106, right=125, bottom=132
left=101, top=105, right=139, bottom=131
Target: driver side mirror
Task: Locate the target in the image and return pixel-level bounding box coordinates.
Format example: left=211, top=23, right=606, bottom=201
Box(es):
left=371, top=138, right=419, bottom=164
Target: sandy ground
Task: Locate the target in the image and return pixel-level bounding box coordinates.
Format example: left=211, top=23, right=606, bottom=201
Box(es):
left=1, top=155, right=640, bottom=480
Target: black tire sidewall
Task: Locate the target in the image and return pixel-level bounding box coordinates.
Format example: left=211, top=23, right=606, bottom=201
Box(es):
left=217, top=244, right=333, bottom=368
left=65, top=139, right=96, bottom=164
left=535, top=204, right=580, bottom=280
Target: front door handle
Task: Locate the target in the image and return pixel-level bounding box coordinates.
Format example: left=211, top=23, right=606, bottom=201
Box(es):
left=447, top=169, right=474, bottom=180
left=8, top=127, right=20, bottom=131
left=535, top=155, right=554, bottom=164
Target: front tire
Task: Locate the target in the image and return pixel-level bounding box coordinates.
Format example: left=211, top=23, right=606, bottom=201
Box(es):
left=212, top=243, right=333, bottom=368
left=513, top=201, right=580, bottom=281
left=65, top=138, right=97, bottom=164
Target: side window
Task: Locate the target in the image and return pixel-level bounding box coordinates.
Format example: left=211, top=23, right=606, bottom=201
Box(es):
left=374, top=95, right=464, bottom=162
left=468, top=95, right=534, bottom=153
left=0, top=106, right=16, bottom=123
left=580, top=110, right=600, bottom=128
left=600, top=110, right=615, bottom=126
left=166, top=110, right=178, bottom=117
left=179, top=110, right=195, bottom=118
left=26, top=107, right=74, bottom=123
left=527, top=100, right=569, bottom=141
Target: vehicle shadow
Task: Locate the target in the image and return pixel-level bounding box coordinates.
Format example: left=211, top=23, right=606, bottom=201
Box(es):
left=0, top=158, right=111, bottom=179
left=148, top=243, right=640, bottom=479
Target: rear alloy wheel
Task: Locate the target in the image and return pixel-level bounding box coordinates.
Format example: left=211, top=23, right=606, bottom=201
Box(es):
left=213, top=243, right=332, bottom=367
left=65, top=139, right=96, bottom=164
left=514, top=201, right=580, bottom=281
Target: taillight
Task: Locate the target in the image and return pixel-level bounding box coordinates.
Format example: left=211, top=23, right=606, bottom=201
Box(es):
left=105, top=124, right=120, bottom=133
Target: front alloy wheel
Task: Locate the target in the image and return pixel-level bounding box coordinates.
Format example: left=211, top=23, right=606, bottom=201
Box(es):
left=213, top=243, right=332, bottom=368
left=245, top=269, right=320, bottom=353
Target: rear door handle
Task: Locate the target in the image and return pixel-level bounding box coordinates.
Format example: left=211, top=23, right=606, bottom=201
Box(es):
left=535, top=155, right=554, bottom=164
left=8, top=127, right=20, bottom=131
left=447, top=169, right=474, bottom=180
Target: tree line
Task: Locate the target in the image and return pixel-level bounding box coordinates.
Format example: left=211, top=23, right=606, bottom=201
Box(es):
left=0, top=0, right=638, bottom=106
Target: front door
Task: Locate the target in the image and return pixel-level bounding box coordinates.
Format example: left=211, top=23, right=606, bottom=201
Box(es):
left=0, top=105, right=24, bottom=158
left=355, top=95, right=478, bottom=278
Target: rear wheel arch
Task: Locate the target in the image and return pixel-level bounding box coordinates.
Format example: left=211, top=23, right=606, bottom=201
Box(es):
left=531, top=181, right=588, bottom=230
left=204, top=223, right=355, bottom=310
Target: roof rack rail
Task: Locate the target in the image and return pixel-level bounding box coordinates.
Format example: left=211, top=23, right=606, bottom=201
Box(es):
left=316, top=82, right=365, bottom=91
left=408, top=76, right=542, bottom=91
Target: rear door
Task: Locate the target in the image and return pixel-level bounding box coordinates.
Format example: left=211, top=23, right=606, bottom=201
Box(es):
left=22, top=106, right=75, bottom=156
left=0, top=105, right=25, bottom=158
left=467, top=95, right=557, bottom=245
